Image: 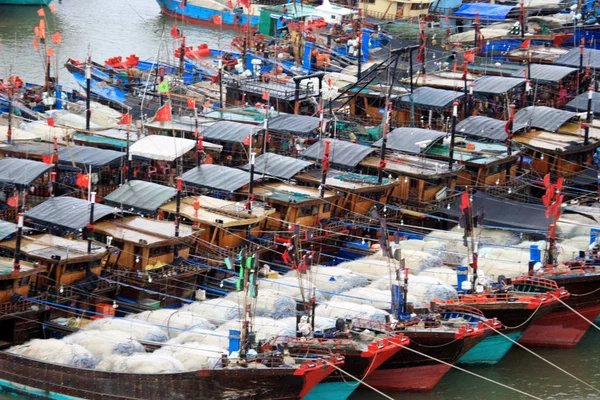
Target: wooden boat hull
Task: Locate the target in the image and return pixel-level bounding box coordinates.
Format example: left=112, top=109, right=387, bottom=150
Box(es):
left=156, top=0, right=259, bottom=29
left=517, top=274, right=600, bottom=348
left=0, top=351, right=328, bottom=400
left=362, top=331, right=485, bottom=392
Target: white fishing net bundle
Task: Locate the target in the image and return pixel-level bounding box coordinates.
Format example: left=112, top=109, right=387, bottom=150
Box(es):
left=126, top=310, right=215, bottom=338
left=371, top=274, right=456, bottom=306
left=257, top=276, right=326, bottom=303
left=83, top=317, right=169, bottom=342
left=560, top=235, right=593, bottom=251
left=335, top=258, right=393, bottom=280
left=329, top=287, right=394, bottom=310
left=418, top=266, right=458, bottom=286
left=62, top=330, right=145, bottom=361
left=96, top=354, right=184, bottom=373
left=8, top=339, right=96, bottom=369
left=185, top=298, right=241, bottom=326
left=282, top=267, right=369, bottom=298
left=154, top=343, right=224, bottom=370
left=224, top=289, right=297, bottom=320
left=277, top=316, right=338, bottom=333
left=315, top=301, right=389, bottom=325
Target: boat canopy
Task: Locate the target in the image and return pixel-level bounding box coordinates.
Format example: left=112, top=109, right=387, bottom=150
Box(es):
left=0, top=220, right=17, bottom=242
left=442, top=191, right=548, bottom=231
left=130, top=135, right=222, bottom=161
left=566, top=91, right=600, bottom=117
left=513, top=106, right=577, bottom=133
left=373, top=127, right=446, bottom=154
left=399, top=87, right=464, bottom=110
left=183, top=164, right=256, bottom=192
left=511, top=64, right=577, bottom=84
left=103, top=180, right=177, bottom=214
left=240, top=153, right=313, bottom=180
left=267, top=115, right=327, bottom=137
left=201, top=121, right=257, bottom=143
left=456, top=116, right=508, bottom=142
left=452, top=3, right=515, bottom=20
left=554, top=47, right=600, bottom=70
left=26, top=197, right=116, bottom=231
left=58, top=145, right=125, bottom=168
left=0, top=158, right=52, bottom=188
left=472, top=76, right=525, bottom=96
left=302, top=139, right=375, bottom=169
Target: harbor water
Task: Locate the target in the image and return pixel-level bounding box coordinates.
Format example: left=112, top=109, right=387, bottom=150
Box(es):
left=0, top=1, right=599, bottom=399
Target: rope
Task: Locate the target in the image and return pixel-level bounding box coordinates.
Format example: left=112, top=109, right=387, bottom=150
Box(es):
left=500, top=299, right=544, bottom=330
left=323, top=359, right=394, bottom=400
left=569, top=285, right=600, bottom=297
left=486, top=323, right=600, bottom=395
left=552, top=294, right=600, bottom=333
left=390, top=342, right=544, bottom=400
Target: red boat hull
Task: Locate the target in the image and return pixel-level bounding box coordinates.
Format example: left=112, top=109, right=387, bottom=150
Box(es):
left=519, top=303, right=600, bottom=348
left=363, top=364, right=451, bottom=392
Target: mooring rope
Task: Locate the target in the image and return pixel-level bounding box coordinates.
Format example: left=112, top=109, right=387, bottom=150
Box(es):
left=552, top=294, right=600, bottom=333
left=389, top=342, right=544, bottom=400
left=323, top=359, right=394, bottom=400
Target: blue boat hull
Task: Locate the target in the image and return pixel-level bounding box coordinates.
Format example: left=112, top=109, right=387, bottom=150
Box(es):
left=303, top=381, right=359, bottom=400
left=0, top=0, right=51, bottom=4
left=457, top=331, right=523, bottom=366
left=156, top=0, right=259, bottom=29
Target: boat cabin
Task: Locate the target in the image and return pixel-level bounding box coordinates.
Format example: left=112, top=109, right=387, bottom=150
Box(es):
left=103, top=180, right=177, bottom=216
left=393, top=87, right=464, bottom=129
left=160, top=195, right=275, bottom=259
left=360, top=0, right=434, bottom=20
left=470, top=76, right=526, bottom=119
left=262, top=114, right=328, bottom=156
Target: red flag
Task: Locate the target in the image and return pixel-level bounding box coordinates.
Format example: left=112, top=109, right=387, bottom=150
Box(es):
left=242, top=135, right=251, bottom=146
left=227, top=0, right=233, bottom=7
left=179, top=0, right=185, bottom=9
left=117, top=113, right=132, bottom=125
left=152, top=101, right=172, bottom=122
left=240, top=0, right=249, bottom=8
left=42, top=154, right=56, bottom=165
left=521, top=39, right=531, bottom=49
left=213, top=15, right=222, bottom=25
left=459, top=192, right=470, bottom=211
left=51, top=32, right=61, bottom=45
left=76, top=174, right=90, bottom=188
left=47, top=117, right=55, bottom=127
left=34, top=26, right=41, bottom=38
left=47, top=47, right=54, bottom=57
left=33, top=38, right=39, bottom=51
left=50, top=3, right=56, bottom=13
left=6, top=195, right=18, bottom=208
left=543, top=173, right=551, bottom=188
left=463, top=49, right=475, bottom=63
left=282, top=249, right=292, bottom=265
left=187, top=98, right=196, bottom=109
left=170, top=24, right=181, bottom=39
left=39, top=20, right=46, bottom=39
left=37, top=7, right=45, bottom=16
left=262, top=91, right=270, bottom=101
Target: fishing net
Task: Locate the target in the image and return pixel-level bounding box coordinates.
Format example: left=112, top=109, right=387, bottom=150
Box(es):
left=282, top=267, right=369, bottom=298
left=185, top=298, right=241, bottom=326
left=258, top=276, right=327, bottom=303
left=418, top=266, right=458, bottom=286
left=63, top=330, right=145, bottom=361
left=127, top=310, right=215, bottom=338
left=96, top=354, right=184, bottom=373
left=560, top=236, right=592, bottom=251
left=330, top=287, right=393, bottom=311
left=336, top=258, right=393, bottom=280
left=8, top=339, right=96, bottom=369
left=224, top=289, right=297, bottom=320
left=315, top=301, right=389, bottom=326
left=154, top=343, right=224, bottom=370
left=370, top=274, right=456, bottom=306
left=83, top=317, right=169, bottom=343
left=278, top=316, right=338, bottom=334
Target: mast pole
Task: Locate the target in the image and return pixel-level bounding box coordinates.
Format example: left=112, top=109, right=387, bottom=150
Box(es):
left=448, top=101, right=458, bottom=169
left=357, top=8, right=362, bottom=81
left=13, top=213, right=24, bottom=272
left=7, top=86, right=13, bottom=144
left=320, top=140, right=330, bottom=198
left=87, top=192, right=96, bottom=253
left=174, top=177, right=182, bottom=258
left=85, top=59, right=91, bottom=132
left=585, top=86, right=593, bottom=145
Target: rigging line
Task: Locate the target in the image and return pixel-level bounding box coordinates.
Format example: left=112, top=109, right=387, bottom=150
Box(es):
left=552, top=293, right=600, bottom=333
left=323, top=359, right=394, bottom=400
left=485, top=322, right=600, bottom=395
left=390, top=342, right=545, bottom=400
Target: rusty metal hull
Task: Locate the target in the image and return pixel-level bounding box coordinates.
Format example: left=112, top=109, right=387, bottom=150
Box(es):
left=0, top=352, right=310, bottom=400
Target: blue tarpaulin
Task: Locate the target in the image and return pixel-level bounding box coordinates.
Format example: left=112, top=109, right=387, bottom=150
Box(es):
left=453, top=3, right=514, bottom=20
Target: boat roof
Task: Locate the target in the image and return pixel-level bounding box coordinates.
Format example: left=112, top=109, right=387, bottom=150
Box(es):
left=452, top=3, right=516, bottom=20
left=251, top=182, right=337, bottom=204
left=93, top=216, right=196, bottom=246
left=160, top=195, right=274, bottom=227
left=0, top=158, right=52, bottom=188
left=0, top=220, right=17, bottom=242
left=145, top=116, right=215, bottom=133
left=0, top=257, right=44, bottom=280
left=25, top=197, right=116, bottom=232
left=399, top=87, right=464, bottom=110
left=58, top=145, right=125, bottom=168
left=513, top=106, right=577, bottom=133
left=302, top=139, right=376, bottom=169
left=203, top=107, right=281, bottom=125
left=360, top=154, right=462, bottom=179
left=200, top=120, right=258, bottom=143
left=239, top=153, right=313, bottom=180
left=267, top=114, right=325, bottom=136
left=457, top=116, right=509, bottom=142
left=183, top=164, right=258, bottom=192
left=0, top=233, right=108, bottom=263
left=511, top=64, right=577, bottom=84
left=425, top=138, right=518, bottom=166
left=130, top=135, right=222, bottom=161
left=472, top=76, right=525, bottom=95
left=565, top=91, right=600, bottom=117
left=103, top=180, right=177, bottom=214
left=373, top=128, right=446, bottom=154
left=554, top=47, right=600, bottom=70
left=295, top=169, right=395, bottom=191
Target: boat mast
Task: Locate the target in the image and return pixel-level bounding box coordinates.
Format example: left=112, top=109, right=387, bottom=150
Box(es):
left=174, top=177, right=182, bottom=258
left=541, top=175, right=564, bottom=268
left=85, top=58, right=91, bottom=132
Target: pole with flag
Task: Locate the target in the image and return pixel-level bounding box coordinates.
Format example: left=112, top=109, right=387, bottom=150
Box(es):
left=87, top=191, right=96, bottom=253
left=12, top=213, right=24, bottom=272
left=117, top=113, right=132, bottom=182
left=52, top=136, right=59, bottom=196
left=585, top=87, right=593, bottom=146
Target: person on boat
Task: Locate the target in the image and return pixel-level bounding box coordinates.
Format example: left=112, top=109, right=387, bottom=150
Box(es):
left=297, top=315, right=311, bottom=338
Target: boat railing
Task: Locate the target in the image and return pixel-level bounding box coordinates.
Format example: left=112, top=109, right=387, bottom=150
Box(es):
left=389, top=192, right=461, bottom=213
left=0, top=294, right=47, bottom=315
left=271, top=336, right=358, bottom=352
left=0, top=207, right=17, bottom=223
left=436, top=302, right=486, bottom=317
left=226, top=78, right=317, bottom=100
left=513, top=276, right=561, bottom=290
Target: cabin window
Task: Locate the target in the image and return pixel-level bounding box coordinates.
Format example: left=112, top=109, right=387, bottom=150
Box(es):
left=410, top=179, right=419, bottom=189
left=361, top=191, right=385, bottom=200
left=488, top=165, right=502, bottom=175
left=149, top=245, right=174, bottom=257
left=323, top=203, right=332, bottom=213
left=298, top=205, right=319, bottom=217
left=410, top=2, right=430, bottom=9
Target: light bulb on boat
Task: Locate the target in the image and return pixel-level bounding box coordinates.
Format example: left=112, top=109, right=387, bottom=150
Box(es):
left=59, top=285, right=64, bottom=294
left=220, top=280, right=224, bottom=288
